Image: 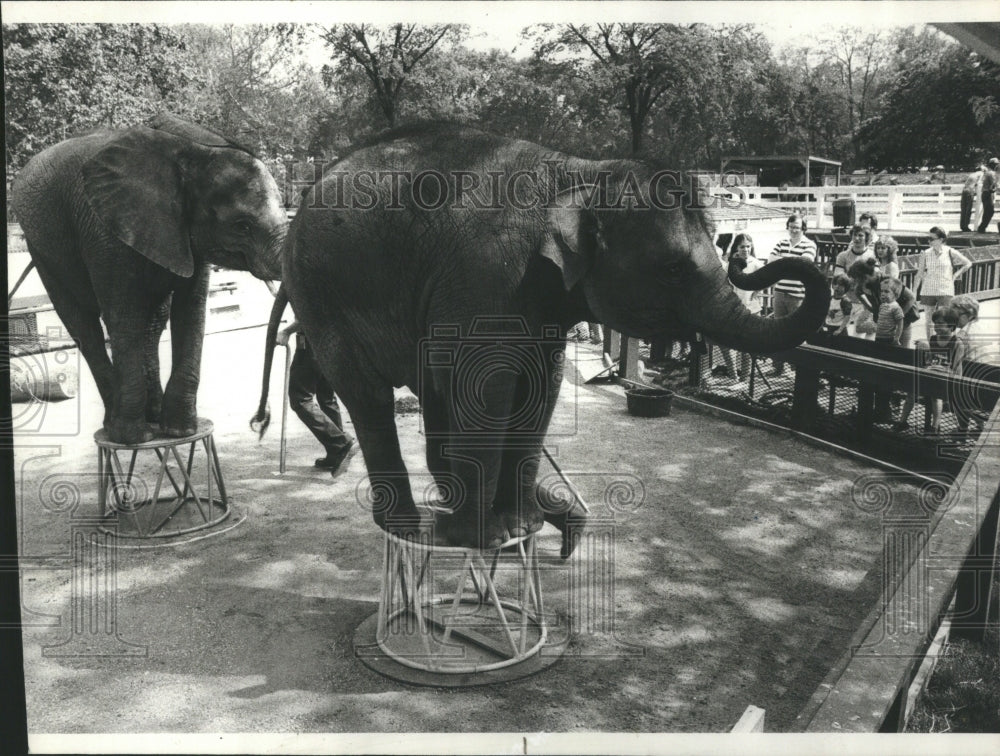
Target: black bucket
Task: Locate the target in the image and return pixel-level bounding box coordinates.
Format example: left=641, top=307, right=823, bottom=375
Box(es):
left=833, top=197, right=856, bottom=228
left=625, top=387, right=675, bottom=417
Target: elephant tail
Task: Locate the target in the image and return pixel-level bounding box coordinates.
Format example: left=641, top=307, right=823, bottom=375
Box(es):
left=250, top=284, right=289, bottom=439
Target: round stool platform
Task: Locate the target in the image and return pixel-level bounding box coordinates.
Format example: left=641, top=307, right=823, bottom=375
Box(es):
left=94, top=418, right=230, bottom=539
left=354, top=530, right=566, bottom=687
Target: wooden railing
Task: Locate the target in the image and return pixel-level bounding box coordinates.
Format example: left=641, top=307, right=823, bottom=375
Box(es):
left=716, top=184, right=984, bottom=232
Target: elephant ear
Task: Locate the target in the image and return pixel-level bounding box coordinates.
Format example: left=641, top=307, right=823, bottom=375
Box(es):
left=81, top=126, right=194, bottom=278
left=146, top=112, right=254, bottom=156
left=541, top=185, right=602, bottom=291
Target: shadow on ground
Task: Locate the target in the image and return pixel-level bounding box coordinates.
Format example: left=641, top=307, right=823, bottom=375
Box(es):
left=14, top=326, right=926, bottom=733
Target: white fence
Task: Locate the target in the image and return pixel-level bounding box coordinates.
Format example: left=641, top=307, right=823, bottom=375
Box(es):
left=717, top=184, right=982, bottom=232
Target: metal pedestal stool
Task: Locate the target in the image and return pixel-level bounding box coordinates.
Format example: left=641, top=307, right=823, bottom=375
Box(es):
left=95, top=418, right=229, bottom=538
left=355, top=530, right=566, bottom=686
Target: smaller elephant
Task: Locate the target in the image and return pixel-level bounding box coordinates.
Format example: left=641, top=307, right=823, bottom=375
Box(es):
left=12, top=114, right=287, bottom=444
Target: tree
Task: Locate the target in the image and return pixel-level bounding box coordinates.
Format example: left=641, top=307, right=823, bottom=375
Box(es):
left=814, top=27, right=894, bottom=158
left=180, top=24, right=329, bottom=157
left=778, top=48, right=853, bottom=160
left=4, top=24, right=200, bottom=171
left=859, top=42, right=1000, bottom=168
left=529, top=23, right=715, bottom=155
left=318, top=24, right=467, bottom=127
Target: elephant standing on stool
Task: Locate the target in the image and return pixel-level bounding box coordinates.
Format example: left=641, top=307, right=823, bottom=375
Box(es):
left=12, top=114, right=287, bottom=444
left=252, top=123, right=829, bottom=553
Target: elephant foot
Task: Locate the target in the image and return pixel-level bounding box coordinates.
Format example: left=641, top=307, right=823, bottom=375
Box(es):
left=536, top=482, right=589, bottom=558
left=373, top=503, right=433, bottom=542
left=160, top=422, right=199, bottom=439
left=493, top=498, right=545, bottom=540
left=159, top=406, right=198, bottom=438
left=105, top=418, right=154, bottom=445
left=434, top=509, right=507, bottom=551
left=539, top=500, right=589, bottom=559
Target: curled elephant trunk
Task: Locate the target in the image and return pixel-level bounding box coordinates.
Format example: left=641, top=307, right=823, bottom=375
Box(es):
left=250, top=284, right=289, bottom=439
left=694, top=256, right=831, bottom=354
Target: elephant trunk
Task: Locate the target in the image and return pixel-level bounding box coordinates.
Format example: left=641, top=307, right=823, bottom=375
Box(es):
left=249, top=225, right=286, bottom=281
left=250, top=283, right=289, bottom=438
left=691, top=257, right=831, bottom=354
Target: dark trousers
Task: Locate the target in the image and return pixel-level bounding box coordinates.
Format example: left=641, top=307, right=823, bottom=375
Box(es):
left=977, top=191, right=995, bottom=233
left=959, top=190, right=975, bottom=232
left=289, top=339, right=351, bottom=455
left=770, top=291, right=803, bottom=372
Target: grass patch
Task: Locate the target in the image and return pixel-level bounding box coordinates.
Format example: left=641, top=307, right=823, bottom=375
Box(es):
left=906, top=576, right=1000, bottom=733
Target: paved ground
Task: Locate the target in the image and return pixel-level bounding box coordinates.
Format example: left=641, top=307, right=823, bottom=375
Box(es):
left=11, top=306, right=932, bottom=739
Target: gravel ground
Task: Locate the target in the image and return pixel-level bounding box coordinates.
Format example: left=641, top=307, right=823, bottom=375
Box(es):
left=13, top=311, right=925, bottom=741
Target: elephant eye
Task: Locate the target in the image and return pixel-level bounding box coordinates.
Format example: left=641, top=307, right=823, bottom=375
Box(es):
left=233, top=219, right=253, bottom=235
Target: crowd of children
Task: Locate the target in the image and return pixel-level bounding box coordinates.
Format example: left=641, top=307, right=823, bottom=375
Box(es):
left=643, top=215, right=987, bottom=439
left=727, top=218, right=986, bottom=439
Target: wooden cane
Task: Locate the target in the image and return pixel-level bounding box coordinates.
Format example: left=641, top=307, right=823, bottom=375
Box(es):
left=279, top=341, right=292, bottom=474
left=8, top=260, right=35, bottom=307
left=541, top=446, right=590, bottom=513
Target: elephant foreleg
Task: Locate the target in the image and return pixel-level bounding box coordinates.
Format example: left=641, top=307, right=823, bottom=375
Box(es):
left=105, top=324, right=154, bottom=444
left=491, top=339, right=561, bottom=539
left=422, top=361, right=513, bottom=549
left=144, top=297, right=170, bottom=424
left=421, top=385, right=454, bottom=503
left=161, top=265, right=210, bottom=437
left=492, top=340, right=588, bottom=557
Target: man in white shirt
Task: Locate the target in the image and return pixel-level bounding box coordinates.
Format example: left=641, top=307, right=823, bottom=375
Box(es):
left=767, top=214, right=817, bottom=375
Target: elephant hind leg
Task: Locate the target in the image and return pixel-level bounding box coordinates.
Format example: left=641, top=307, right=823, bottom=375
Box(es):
left=319, top=359, right=426, bottom=532
left=29, top=252, right=114, bottom=412
left=490, top=339, right=561, bottom=542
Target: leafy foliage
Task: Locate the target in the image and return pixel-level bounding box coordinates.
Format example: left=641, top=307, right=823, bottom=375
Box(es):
left=4, top=21, right=998, bottom=183
left=859, top=45, right=1000, bottom=167
left=4, top=24, right=200, bottom=171
left=317, top=24, right=467, bottom=128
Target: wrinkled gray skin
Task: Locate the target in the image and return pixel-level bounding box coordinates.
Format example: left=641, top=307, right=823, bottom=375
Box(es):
left=253, top=123, right=829, bottom=552
left=13, top=114, right=286, bottom=444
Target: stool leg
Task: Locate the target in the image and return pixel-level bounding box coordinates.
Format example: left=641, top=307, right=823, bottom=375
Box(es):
left=474, top=553, right=518, bottom=657
left=153, top=447, right=185, bottom=498
left=169, top=445, right=205, bottom=518
left=97, top=447, right=106, bottom=518
left=203, top=438, right=214, bottom=517
left=529, top=536, right=545, bottom=626
left=376, top=535, right=392, bottom=645
left=400, top=543, right=434, bottom=663
left=207, top=434, right=228, bottom=506
left=143, top=444, right=172, bottom=536
left=442, top=552, right=474, bottom=645
left=517, top=540, right=530, bottom=654
left=107, top=450, right=126, bottom=510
